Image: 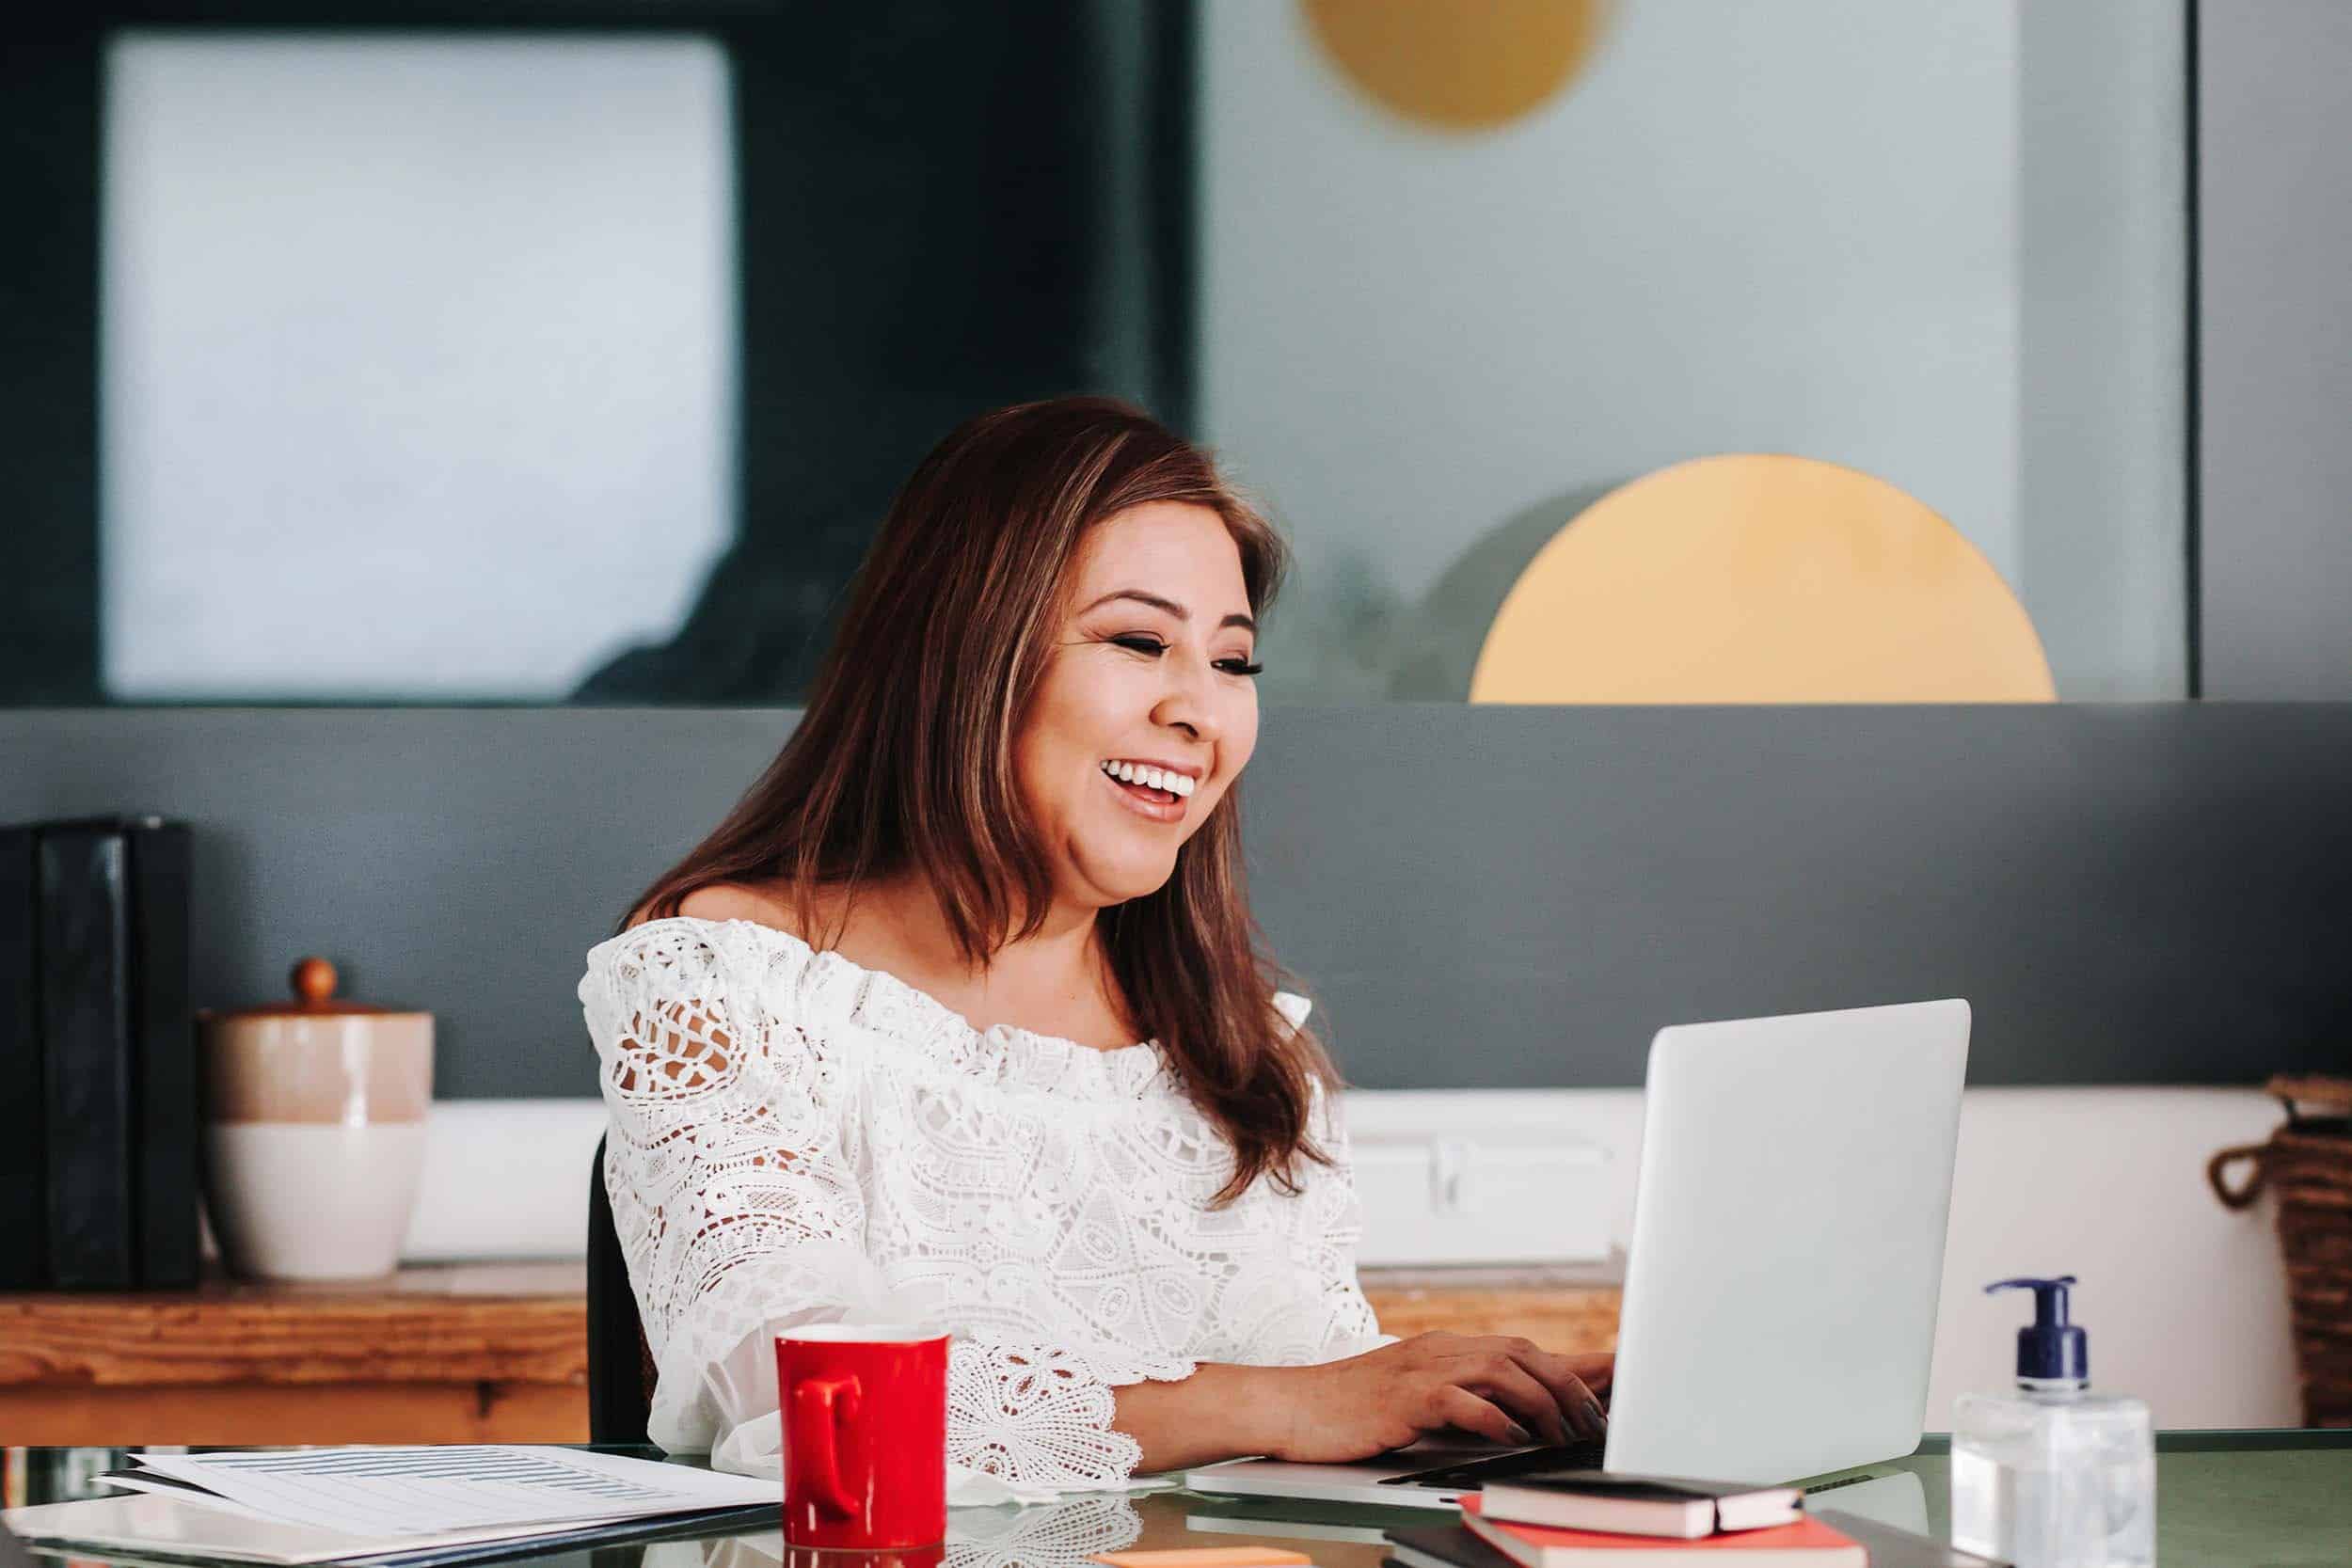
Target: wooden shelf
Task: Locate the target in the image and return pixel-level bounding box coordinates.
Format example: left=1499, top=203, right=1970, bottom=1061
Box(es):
left=0, top=1258, right=1621, bottom=1446
left=0, top=1262, right=589, bottom=1446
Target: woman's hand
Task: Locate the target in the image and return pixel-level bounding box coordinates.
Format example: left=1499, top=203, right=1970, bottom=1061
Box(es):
left=1262, top=1334, right=1613, bottom=1464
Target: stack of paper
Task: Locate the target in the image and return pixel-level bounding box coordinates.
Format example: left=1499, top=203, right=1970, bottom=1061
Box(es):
left=4, top=1447, right=780, bottom=1566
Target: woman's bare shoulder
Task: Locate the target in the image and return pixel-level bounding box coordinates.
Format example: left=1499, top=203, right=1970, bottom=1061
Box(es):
left=671, top=882, right=786, bottom=926
left=624, top=879, right=834, bottom=939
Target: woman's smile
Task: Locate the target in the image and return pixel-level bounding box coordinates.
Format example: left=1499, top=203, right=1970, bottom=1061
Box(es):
left=1091, top=761, right=1185, bottom=827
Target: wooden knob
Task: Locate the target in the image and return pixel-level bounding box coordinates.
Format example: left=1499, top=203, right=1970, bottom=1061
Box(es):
left=291, top=956, right=339, bottom=1006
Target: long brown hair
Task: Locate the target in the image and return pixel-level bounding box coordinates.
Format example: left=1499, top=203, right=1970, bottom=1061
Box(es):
left=625, top=396, right=1334, bottom=1203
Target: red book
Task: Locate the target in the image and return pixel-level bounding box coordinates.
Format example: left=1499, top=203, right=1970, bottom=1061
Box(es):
left=1459, top=1496, right=1864, bottom=1568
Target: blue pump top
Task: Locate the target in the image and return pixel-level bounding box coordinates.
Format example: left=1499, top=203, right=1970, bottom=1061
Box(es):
left=1985, top=1275, right=2089, bottom=1384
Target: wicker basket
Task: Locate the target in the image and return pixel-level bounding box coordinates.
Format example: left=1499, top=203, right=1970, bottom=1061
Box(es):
left=2208, top=1075, right=2352, bottom=1428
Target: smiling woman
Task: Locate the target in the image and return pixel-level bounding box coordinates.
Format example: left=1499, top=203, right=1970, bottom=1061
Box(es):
left=578, top=397, right=1610, bottom=1497
left=620, top=400, right=1304, bottom=1166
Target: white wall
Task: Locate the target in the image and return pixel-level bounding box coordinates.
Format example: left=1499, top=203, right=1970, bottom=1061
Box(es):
left=409, top=1086, right=2299, bottom=1429
left=2199, top=0, right=2352, bottom=698
left=2016, top=0, right=2189, bottom=700
left=1198, top=0, right=2186, bottom=700
left=1348, top=1085, right=2297, bottom=1429
left=1927, top=1088, right=2296, bottom=1427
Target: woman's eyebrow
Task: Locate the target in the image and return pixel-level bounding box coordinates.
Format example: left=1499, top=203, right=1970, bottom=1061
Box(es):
left=1078, top=588, right=1256, bottom=633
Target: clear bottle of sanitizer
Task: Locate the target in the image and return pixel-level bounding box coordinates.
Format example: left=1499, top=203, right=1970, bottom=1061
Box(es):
left=1950, top=1276, right=2154, bottom=1568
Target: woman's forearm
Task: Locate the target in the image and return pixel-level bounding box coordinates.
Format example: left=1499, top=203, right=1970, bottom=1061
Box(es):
left=1112, top=1362, right=1298, bottom=1474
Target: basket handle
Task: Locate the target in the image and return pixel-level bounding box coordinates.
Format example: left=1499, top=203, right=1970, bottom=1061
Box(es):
left=2207, top=1143, right=2269, bottom=1210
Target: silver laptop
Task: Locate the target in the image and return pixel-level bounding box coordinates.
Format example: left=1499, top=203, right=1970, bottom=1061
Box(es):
left=1187, top=999, right=1970, bottom=1506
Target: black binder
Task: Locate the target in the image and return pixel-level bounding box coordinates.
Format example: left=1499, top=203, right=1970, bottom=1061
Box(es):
left=0, top=823, right=42, bottom=1289
left=38, top=822, right=137, bottom=1289
left=7, top=816, right=198, bottom=1291
left=130, top=821, right=198, bottom=1287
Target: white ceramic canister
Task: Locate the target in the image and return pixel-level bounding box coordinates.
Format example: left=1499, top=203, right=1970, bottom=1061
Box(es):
left=199, top=957, right=433, bottom=1280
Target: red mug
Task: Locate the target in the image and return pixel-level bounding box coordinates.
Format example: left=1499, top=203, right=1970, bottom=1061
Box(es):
left=775, top=1323, right=949, bottom=1551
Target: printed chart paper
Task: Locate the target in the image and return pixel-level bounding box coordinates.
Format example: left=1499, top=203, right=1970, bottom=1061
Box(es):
left=128, top=1447, right=776, bottom=1537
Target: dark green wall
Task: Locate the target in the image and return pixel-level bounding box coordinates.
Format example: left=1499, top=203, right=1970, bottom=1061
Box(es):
left=3, top=704, right=2345, bottom=1095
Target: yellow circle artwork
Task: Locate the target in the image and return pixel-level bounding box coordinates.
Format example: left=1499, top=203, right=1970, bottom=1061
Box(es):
left=1302, top=0, right=1611, bottom=131
left=1470, top=454, right=2058, bottom=704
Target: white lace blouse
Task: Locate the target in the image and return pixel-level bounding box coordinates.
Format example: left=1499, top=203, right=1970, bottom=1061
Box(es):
left=579, top=915, right=1387, bottom=1494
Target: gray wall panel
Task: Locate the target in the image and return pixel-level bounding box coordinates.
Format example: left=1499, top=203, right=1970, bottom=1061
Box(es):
left=3, top=705, right=2347, bottom=1095
left=2199, top=0, right=2352, bottom=698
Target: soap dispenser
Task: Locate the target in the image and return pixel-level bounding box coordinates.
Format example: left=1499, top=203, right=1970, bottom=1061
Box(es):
left=1950, top=1276, right=2154, bottom=1568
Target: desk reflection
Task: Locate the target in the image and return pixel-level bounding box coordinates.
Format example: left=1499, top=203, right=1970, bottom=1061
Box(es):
left=643, top=1495, right=1145, bottom=1568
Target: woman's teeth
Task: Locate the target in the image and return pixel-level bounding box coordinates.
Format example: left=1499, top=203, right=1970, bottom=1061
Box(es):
left=1100, top=760, right=1196, bottom=799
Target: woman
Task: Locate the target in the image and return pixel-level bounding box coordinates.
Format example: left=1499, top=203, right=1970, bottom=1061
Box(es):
left=579, top=398, right=1611, bottom=1494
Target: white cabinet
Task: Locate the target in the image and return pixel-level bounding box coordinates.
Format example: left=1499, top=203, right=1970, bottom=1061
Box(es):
left=1343, top=1091, right=1612, bottom=1266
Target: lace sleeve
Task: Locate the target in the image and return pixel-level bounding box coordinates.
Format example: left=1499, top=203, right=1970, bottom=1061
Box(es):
left=947, top=1338, right=1191, bottom=1488
left=583, top=923, right=879, bottom=1453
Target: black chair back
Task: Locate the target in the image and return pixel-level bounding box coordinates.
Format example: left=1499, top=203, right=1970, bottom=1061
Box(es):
left=587, top=1132, right=654, bottom=1445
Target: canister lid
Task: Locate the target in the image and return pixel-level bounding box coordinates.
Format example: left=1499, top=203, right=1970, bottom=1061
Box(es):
left=200, top=957, right=427, bottom=1020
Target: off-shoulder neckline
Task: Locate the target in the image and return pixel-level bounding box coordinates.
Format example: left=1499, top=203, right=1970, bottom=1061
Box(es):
left=617, top=912, right=1165, bottom=1062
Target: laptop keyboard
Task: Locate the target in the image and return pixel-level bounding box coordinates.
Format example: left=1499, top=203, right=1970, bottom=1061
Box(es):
left=1374, top=1439, right=1609, bottom=1490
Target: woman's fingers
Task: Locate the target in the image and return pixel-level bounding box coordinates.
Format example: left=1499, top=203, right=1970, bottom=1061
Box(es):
left=1402, top=1334, right=1615, bottom=1446
left=1426, top=1385, right=1526, bottom=1447
left=1561, top=1352, right=1615, bottom=1396
left=1454, top=1352, right=1573, bottom=1446
left=1509, top=1345, right=1612, bottom=1440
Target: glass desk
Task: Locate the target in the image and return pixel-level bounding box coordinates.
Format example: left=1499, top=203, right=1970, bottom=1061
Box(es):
left=8, top=1433, right=2348, bottom=1568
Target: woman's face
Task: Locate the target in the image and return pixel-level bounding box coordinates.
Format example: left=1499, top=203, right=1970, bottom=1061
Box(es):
left=1016, top=500, right=1263, bottom=911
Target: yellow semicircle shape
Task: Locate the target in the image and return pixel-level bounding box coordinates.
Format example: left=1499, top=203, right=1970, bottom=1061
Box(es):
left=1469, top=454, right=2058, bottom=704
left=1301, top=0, right=1610, bottom=132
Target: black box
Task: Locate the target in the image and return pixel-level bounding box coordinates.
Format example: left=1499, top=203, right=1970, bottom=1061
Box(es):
left=38, top=822, right=137, bottom=1289
left=130, top=820, right=198, bottom=1288
left=0, top=823, right=43, bottom=1289
left=5, top=816, right=199, bottom=1291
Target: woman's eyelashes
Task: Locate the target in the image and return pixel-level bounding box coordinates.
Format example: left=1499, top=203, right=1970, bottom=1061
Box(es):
left=1104, top=632, right=1263, bottom=677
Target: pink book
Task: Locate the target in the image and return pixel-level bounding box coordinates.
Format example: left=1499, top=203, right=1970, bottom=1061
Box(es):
left=1458, top=1496, right=1865, bottom=1568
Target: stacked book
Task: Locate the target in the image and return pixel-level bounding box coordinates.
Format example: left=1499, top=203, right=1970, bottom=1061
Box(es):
left=0, top=816, right=199, bottom=1291
left=1383, top=1472, right=2004, bottom=1567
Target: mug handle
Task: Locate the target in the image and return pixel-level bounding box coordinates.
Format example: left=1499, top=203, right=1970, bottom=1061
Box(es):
left=791, top=1374, right=863, bottom=1519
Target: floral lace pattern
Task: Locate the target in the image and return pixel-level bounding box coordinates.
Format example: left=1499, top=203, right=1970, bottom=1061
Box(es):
left=580, top=915, right=1385, bottom=1492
